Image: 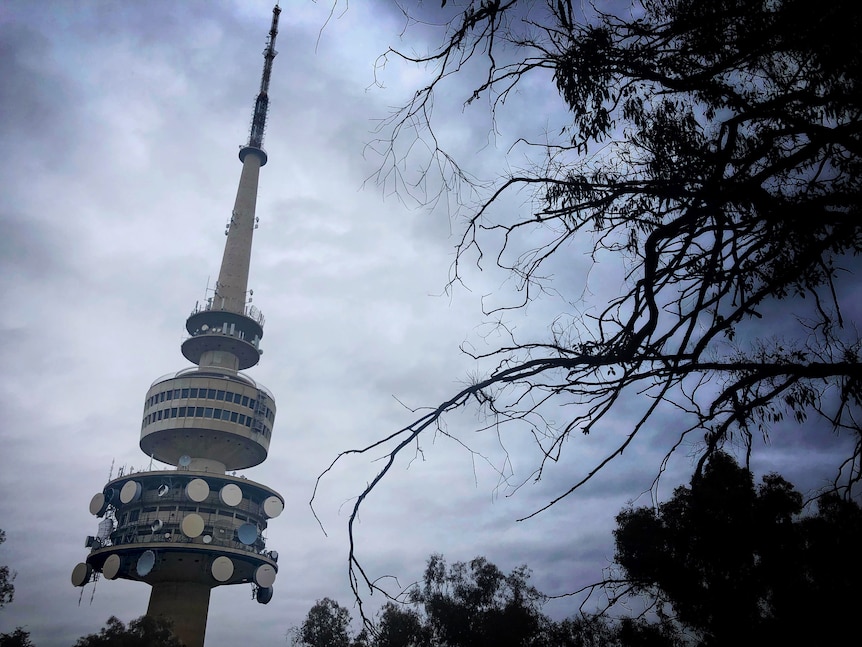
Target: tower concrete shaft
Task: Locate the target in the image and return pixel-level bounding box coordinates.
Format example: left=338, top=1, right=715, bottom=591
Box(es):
left=72, top=6, right=284, bottom=647
left=213, top=150, right=263, bottom=316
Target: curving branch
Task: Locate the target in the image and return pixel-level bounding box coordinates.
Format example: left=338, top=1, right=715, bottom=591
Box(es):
left=316, top=0, right=862, bottom=619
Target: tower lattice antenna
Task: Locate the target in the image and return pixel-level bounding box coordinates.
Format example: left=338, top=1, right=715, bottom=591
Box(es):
left=248, top=4, right=281, bottom=149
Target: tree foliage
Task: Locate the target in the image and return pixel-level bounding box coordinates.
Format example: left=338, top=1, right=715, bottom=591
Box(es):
left=0, top=530, right=14, bottom=610
left=72, top=615, right=182, bottom=647
left=0, top=530, right=29, bottom=647
left=408, top=555, right=545, bottom=647
left=292, top=598, right=357, bottom=647
left=0, top=629, right=33, bottom=647
left=298, top=464, right=860, bottom=645
left=614, top=452, right=862, bottom=645
left=316, top=0, right=862, bottom=601
left=293, top=554, right=681, bottom=647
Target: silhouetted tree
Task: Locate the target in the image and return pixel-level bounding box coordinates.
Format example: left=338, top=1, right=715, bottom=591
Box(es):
left=292, top=598, right=355, bottom=647
left=614, top=452, right=862, bottom=645
left=0, top=530, right=13, bottom=609
left=408, top=555, right=545, bottom=647
left=0, top=628, right=33, bottom=647
left=292, top=554, right=688, bottom=647
left=0, top=529, right=28, bottom=647
left=72, top=615, right=182, bottom=647
left=317, top=0, right=862, bottom=602
left=374, top=603, right=428, bottom=647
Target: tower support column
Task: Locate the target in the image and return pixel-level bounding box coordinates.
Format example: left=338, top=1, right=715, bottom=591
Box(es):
left=148, top=582, right=212, bottom=647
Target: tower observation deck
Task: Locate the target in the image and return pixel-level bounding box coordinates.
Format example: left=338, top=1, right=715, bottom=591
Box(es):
left=72, top=6, right=285, bottom=647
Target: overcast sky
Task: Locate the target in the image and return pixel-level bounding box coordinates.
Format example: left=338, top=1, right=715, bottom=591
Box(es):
left=0, top=1, right=857, bottom=645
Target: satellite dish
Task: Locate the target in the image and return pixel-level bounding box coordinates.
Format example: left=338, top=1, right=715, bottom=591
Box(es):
left=269, top=550, right=278, bottom=563
left=151, top=519, right=163, bottom=533
left=254, top=564, right=276, bottom=588
left=157, top=484, right=170, bottom=497
left=219, top=483, right=243, bottom=507
left=186, top=478, right=210, bottom=503
left=71, top=562, right=92, bottom=587
left=236, top=523, right=258, bottom=545
left=202, top=534, right=212, bottom=544
left=178, top=455, right=192, bottom=467
left=262, top=495, right=283, bottom=519
left=89, top=492, right=107, bottom=516
left=164, top=532, right=172, bottom=540
left=136, top=550, right=156, bottom=577
left=201, top=324, right=209, bottom=331
left=256, top=586, right=273, bottom=605
left=102, top=554, right=122, bottom=580
left=181, top=513, right=205, bottom=538
left=119, top=480, right=142, bottom=504
left=211, top=556, right=234, bottom=582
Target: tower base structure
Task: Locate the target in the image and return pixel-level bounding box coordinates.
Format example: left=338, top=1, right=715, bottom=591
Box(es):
left=148, top=581, right=212, bottom=647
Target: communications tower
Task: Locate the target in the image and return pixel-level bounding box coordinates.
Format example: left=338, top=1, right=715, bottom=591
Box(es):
left=72, top=6, right=284, bottom=646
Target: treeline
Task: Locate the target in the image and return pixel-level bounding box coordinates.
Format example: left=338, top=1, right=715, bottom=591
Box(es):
left=292, top=453, right=862, bottom=647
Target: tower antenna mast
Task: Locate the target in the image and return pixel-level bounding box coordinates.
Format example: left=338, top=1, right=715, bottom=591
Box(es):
left=248, top=4, right=281, bottom=150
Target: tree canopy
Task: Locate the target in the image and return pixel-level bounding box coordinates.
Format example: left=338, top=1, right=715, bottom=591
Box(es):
left=0, top=530, right=13, bottom=610
left=614, top=452, right=862, bottom=645
left=0, top=629, right=33, bottom=647
left=71, top=616, right=182, bottom=647
left=292, top=554, right=678, bottom=647
left=297, top=461, right=860, bottom=646
left=406, top=555, right=545, bottom=647
left=292, top=598, right=356, bottom=647
left=316, top=0, right=862, bottom=600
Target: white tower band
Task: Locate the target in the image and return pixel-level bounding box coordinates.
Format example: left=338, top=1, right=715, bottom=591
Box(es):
left=72, top=6, right=284, bottom=646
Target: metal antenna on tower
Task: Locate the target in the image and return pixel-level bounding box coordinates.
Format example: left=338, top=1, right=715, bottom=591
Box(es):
left=248, top=4, right=281, bottom=150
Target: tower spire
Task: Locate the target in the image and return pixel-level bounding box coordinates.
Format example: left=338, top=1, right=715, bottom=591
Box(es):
left=205, top=3, right=281, bottom=336
left=247, top=3, right=281, bottom=150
